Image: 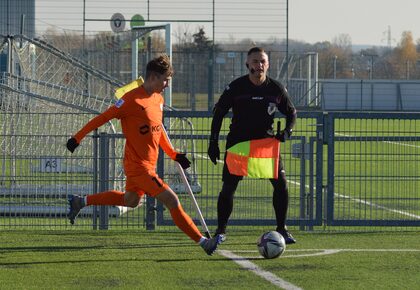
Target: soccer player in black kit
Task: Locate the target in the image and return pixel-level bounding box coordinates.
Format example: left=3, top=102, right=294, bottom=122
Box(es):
left=207, top=47, right=297, bottom=244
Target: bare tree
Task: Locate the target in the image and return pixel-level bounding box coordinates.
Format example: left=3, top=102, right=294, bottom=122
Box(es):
left=390, top=31, right=418, bottom=78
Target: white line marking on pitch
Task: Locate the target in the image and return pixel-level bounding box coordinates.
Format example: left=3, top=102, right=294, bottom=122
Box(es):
left=288, top=180, right=420, bottom=220
left=218, top=250, right=302, bottom=290
left=336, top=132, right=420, bottom=149
left=334, top=193, right=420, bottom=219
left=232, top=248, right=420, bottom=259
left=196, top=153, right=224, bottom=164
left=233, top=249, right=341, bottom=258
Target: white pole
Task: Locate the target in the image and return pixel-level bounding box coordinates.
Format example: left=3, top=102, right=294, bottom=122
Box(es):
left=131, top=34, right=138, bottom=80
left=165, top=23, right=172, bottom=107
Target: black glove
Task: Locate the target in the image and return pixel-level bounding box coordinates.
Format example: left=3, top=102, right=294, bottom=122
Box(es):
left=275, top=129, right=292, bottom=143
left=175, top=153, right=191, bottom=169
left=207, top=140, right=220, bottom=165
left=66, top=137, right=79, bottom=153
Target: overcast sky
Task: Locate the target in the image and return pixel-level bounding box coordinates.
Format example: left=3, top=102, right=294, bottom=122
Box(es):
left=290, top=0, right=420, bottom=46
left=33, top=0, right=420, bottom=46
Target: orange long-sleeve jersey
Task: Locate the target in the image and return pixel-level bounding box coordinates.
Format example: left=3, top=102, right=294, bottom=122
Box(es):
left=73, top=86, right=177, bottom=176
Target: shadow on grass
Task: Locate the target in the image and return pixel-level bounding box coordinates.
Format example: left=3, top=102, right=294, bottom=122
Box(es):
left=0, top=253, right=227, bottom=267
left=0, top=241, right=205, bottom=253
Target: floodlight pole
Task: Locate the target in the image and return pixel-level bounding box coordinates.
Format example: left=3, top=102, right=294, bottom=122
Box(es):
left=361, top=52, right=377, bottom=80
left=333, top=55, right=337, bottom=79
left=306, top=52, right=319, bottom=106
left=307, top=53, right=311, bottom=106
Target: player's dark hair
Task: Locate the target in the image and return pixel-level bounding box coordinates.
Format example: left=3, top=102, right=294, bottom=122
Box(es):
left=145, top=54, right=173, bottom=79
left=247, top=47, right=265, bottom=56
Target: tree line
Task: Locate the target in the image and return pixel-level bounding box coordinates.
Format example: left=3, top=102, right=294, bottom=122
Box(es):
left=40, top=26, right=420, bottom=81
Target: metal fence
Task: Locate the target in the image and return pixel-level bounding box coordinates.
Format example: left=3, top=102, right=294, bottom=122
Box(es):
left=1, top=33, right=419, bottom=232
left=294, top=79, right=420, bottom=111
left=1, top=108, right=419, bottom=231
left=324, top=111, right=420, bottom=227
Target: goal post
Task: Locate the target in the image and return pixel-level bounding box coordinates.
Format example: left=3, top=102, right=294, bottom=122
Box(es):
left=131, top=24, right=172, bottom=106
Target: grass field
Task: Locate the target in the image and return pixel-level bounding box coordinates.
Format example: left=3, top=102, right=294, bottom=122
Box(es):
left=0, top=229, right=419, bottom=290
left=1, top=102, right=419, bottom=289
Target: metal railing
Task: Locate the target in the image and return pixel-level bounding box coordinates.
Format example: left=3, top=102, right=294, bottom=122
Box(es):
left=2, top=110, right=419, bottom=231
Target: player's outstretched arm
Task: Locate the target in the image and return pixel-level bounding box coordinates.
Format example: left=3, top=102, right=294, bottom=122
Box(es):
left=66, top=107, right=117, bottom=153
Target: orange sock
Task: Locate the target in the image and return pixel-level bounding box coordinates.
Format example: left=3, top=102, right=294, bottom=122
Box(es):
left=86, top=190, right=125, bottom=206
left=170, top=205, right=203, bottom=243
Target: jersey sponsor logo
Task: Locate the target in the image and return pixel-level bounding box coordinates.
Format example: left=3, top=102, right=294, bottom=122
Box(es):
left=115, top=99, right=125, bottom=108
left=151, top=124, right=161, bottom=133
left=139, top=125, right=149, bottom=135
left=267, top=102, right=277, bottom=115
left=139, top=124, right=161, bottom=135
left=252, top=96, right=263, bottom=100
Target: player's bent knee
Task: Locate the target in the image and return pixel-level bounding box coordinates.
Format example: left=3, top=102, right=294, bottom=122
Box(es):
left=124, top=193, right=140, bottom=208
left=126, top=201, right=139, bottom=208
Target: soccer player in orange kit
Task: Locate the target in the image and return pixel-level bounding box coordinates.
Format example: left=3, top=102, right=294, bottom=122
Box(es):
left=66, top=55, right=223, bottom=255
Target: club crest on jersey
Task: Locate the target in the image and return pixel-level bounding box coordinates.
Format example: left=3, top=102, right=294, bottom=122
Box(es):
left=115, top=99, right=124, bottom=108
left=267, top=102, right=277, bottom=115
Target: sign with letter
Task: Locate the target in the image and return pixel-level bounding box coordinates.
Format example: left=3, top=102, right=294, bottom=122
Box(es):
left=40, top=157, right=62, bottom=173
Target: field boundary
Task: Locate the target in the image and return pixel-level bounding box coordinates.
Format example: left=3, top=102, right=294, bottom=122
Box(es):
left=218, top=250, right=302, bottom=290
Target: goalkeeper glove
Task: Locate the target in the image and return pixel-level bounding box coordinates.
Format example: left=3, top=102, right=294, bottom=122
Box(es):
left=175, top=153, right=191, bottom=169
left=275, top=129, right=292, bottom=143
left=66, top=137, right=79, bottom=153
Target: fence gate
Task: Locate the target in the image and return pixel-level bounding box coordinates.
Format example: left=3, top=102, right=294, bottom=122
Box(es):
left=325, top=112, right=420, bottom=226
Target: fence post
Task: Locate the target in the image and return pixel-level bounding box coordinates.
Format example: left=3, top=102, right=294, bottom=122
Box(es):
left=92, top=130, right=98, bottom=229
left=299, top=137, right=306, bottom=231
left=99, top=132, right=109, bottom=230
left=315, top=113, right=325, bottom=226
left=145, top=150, right=161, bottom=231
left=326, top=113, right=335, bottom=225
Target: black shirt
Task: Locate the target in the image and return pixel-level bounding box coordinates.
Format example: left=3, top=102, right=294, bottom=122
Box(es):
left=214, top=75, right=296, bottom=148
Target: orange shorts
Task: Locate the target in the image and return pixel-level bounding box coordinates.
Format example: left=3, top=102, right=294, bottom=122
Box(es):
left=125, top=171, right=170, bottom=198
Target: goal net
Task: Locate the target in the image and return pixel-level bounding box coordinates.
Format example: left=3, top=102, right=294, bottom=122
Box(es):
left=0, top=28, right=200, bottom=222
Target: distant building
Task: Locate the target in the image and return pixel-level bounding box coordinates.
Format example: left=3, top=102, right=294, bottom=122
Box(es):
left=0, top=0, right=35, bottom=37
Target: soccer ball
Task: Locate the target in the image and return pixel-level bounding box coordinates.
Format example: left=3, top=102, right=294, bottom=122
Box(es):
left=257, top=231, right=286, bottom=259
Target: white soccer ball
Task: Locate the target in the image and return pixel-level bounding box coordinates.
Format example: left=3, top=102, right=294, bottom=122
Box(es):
left=257, top=231, right=286, bottom=259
